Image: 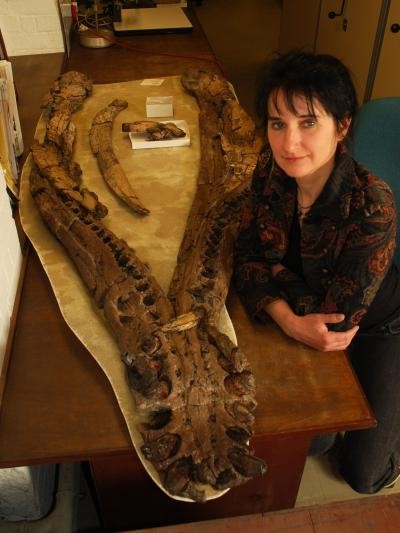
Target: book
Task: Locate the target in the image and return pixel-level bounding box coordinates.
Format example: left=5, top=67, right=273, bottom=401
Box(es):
left=0, top=61, right=23, bottom=157
left=0, top=60, right=23, bottom=197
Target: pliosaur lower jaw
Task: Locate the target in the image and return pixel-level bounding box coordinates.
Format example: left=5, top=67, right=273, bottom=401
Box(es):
left=29, top=68, right=266, bottom=502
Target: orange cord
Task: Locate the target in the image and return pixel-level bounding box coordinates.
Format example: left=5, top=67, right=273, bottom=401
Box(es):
left=77, top=25, right=226, bottom=77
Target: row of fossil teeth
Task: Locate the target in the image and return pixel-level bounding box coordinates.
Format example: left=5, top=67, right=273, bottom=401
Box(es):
left=31, top=152, right=264, bottom=500
left=168, top=182, right=250, bottom=324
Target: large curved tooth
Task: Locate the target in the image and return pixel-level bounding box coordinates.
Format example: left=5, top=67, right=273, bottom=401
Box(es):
left=89, top=99, right=149, bottom=215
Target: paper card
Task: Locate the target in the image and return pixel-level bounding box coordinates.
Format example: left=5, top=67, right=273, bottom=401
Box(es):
left=140, top=78, right=165, bottom=86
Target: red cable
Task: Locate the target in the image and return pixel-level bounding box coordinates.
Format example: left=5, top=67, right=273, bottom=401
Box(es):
left=115, top=38, right=225, bottom=77
left=79, top=25, right=226, bottom=77
left=71, top=1, right=78, bottom=23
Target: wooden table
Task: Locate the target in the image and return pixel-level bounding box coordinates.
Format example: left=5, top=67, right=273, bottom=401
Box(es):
left=0, top=11, right=375, bottom=531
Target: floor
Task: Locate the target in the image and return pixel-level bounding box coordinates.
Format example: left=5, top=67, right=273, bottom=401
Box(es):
left=0, top=462, right=101, bottom=533
left=131, top=493, right=400, bottom=532
left=2, top=454, right=400, bottom=532
left=2, top=1, right=400, bottom=531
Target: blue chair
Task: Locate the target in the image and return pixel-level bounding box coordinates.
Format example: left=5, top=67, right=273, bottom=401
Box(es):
left=350, top=97, right=400, bottom=264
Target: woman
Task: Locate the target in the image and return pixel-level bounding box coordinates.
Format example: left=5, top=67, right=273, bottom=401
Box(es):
left=234, top=50, right=400, bottom=493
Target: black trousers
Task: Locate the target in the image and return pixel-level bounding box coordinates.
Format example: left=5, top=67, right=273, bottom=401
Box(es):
left=310, top=316, right=400, bottom=493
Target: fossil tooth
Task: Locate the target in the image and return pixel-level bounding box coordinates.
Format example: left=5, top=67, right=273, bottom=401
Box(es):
left=126, top=354, right=164, bottom=398
left=217, top=346, right=247, bottom=374
left=215, top=468, right=237, bottom=489
left=225, top=400, right=256, bottom=425
left=144, top=409, right=172, bottom=430
left=141, top=433, right=181, bottom=463
left=228, top=449, right=267, bottom=478
left=163, top=457, right=192, bottom=496
left=140, top=335, right=161, bottom=354
left=224, top=371, right=256, bottom=397
left=196, top=458, right=217, bottom=485
left=226, top=426, right=253, bottom=444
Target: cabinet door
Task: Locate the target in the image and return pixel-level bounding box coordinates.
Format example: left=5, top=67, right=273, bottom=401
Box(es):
left=279, top=0, right=322, bottom=52
left=316, top=0, right=383, bottom=103
left=372, top=0, right=400, bottom=98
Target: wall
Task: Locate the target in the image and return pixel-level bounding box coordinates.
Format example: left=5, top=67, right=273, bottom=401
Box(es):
left=194, top=0, right=282, bottom=118
left=0, top=1, right=64, bottom=362
left=0, top=179, right=22, bottom=368
left=279, top=0, right=321, bottom=53
left=0, top=0, right=65, bottom=56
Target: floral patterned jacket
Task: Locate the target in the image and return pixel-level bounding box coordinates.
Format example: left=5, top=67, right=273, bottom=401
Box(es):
left=233, top=145, right=397, bottom=331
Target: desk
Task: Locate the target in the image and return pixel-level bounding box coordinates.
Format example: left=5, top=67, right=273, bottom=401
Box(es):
left=0, top=11, right=374, bottom=531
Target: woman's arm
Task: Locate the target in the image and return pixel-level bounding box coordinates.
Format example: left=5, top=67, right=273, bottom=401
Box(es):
left=233, top=193, right=285, bottom=321
left=264, top=298, right=359, bottom=351
left=317, top=183, right=396, bottom=330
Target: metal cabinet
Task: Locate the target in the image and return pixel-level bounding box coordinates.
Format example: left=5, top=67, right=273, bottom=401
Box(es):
left=372, top=0, right=400, bottom=98
left=279, top=0, right=399, bottom=103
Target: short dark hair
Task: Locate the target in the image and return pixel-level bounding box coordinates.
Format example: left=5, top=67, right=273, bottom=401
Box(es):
left=255, top=50, right=358, bottom=137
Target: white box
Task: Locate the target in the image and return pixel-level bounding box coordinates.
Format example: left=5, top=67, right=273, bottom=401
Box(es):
left=129, top=120, right=190, bottom=149
left=146, top=96, right=173, bottom=117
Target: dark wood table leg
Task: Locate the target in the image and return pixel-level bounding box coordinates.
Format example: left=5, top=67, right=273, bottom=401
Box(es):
left=90, top=434, right=311, bottom=531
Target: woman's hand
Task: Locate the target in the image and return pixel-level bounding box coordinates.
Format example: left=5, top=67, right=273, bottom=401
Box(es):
left=285, top=313, right=359, bottom=351
left=265, top=299, right=359, bottom=352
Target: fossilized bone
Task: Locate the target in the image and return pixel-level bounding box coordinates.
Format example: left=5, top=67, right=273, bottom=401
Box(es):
left=168, top=70, right=263, bottom=324
left=90, top=99, right=150, bottom=215
left=30, top=140, right=108, bottom=219
left=122, top=120, right=186, bottom=140
left=28, top=70, right=266, bottom=502
left=32, top=72, right=108, bottom=219
left=43, top=70, right=93, bottom=161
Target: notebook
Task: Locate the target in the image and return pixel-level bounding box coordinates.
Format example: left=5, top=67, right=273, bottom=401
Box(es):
left=113, top=6, right=193, bottom=35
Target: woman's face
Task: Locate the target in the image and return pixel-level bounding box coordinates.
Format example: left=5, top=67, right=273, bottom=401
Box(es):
left=267, top=89, right=349, bottom=183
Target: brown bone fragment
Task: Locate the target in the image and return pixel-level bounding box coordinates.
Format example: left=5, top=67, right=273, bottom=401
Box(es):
left=122, top=120, right=186, bottom=140
left=41, top=70, right=93, bottom=114
left=90, top=100, right=150, bottom=215
left=29, top=70, right=266, bottom=502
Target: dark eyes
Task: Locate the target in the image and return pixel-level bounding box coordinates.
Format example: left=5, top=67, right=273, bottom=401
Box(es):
left=269, top=121, right=284, bottom=130
left=268, top=119, right=317, bottom=130
left=302, top=119, right=317, bottom=128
